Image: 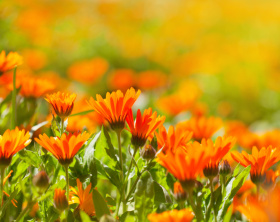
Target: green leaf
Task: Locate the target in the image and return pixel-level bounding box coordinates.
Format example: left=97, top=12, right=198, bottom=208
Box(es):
left=216, top=165, right=251, bottom=220
left=135, top=171, right=154, bottom=222
left=80, top=211, right=92, bottom=222
left=18, top=149, right=41, bottom=168
left=153, top=181, right=172, bottom=203
left=92, top=188, right=111, bottom=219
left=70, top=109, right=94, bottom=117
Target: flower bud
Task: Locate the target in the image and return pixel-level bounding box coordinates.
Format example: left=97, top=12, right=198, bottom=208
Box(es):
left=203, top=164, right=219, bottom=180
left=33, top=171, right=49, bottom=192
left=140, top=144, right=156, bottom=160
left=251, top=172, right=266, bottom=185
left=173, top=182, right=187, bottom=202
left=219, top=160, right=231, bottom=176
left=54, top=189, right=68, bottom=212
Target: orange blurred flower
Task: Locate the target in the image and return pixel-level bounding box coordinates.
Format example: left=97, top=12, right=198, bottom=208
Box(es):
left=69, top=179, right=95, bottom=216
left=173, top=182, right=186, bottom=202
left=87, top=87, right=141, bottom=131
left=186, top=136, right=235, bottom=178
left=155, top=125, right=192, bottom=153
left=108, top=69, right=136, bottom=91
left=0, top=128, right=31, bottom=167
left=45, top=92, right=76, bottom=119
left=54, top=188, right=68, bottom=212
left=21, top=49, right=47, bottom=70
left=68, top=58, right=108, bottom=85
left=262, top=169, right=279, bottom=190
left=177, top=116, right=223, bottom=141
left=148, top=209, right=194, bottom=222
left=156, top=145, right=211, bottom=189
left=236, top=195, right=268, bottom=222
left=126, top=108, right=165, bottom=147
left=22, top=202, right=39, bottom=217
left=0, top=50, right=23, bottom=73
left=35, top=132, right=90, bottom=166
left=190, top=102, right=208, bottom=118
left=231, top=146, right=280, bottom=184
left=137, top=70, right=167, bottom=90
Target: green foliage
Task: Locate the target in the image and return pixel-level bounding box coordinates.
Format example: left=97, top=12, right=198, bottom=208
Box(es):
left=92, top=188, right=111, bottom=219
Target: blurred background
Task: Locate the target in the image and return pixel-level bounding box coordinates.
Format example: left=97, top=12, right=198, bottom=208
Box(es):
left=1, top=0, right=280, bottom=129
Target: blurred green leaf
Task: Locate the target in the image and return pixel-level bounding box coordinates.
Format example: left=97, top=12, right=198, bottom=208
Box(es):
left=18, top=150, right=41, bottom=168
left=135, top=171, right=154, bottom=222
left=153, top=181, right=172, bottom=204
left=80, top=210, right=91, bottom=222
left=91, top=188, right=111, bottom=219
left=70, top=109, right=94, bottom=117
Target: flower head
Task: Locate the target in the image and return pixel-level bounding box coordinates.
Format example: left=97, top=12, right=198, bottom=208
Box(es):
left=0, top=50, right=23, bottom=73
left=156, top=145, right=211, bottom=190
left=173, top=182, right=186, bottom=202
left=45, top=92, right=77, bottom=119
left=231, top=146, right=280, bottom=185
left=69, top=179, right=95, bottom=216
left=35, top=132, right=90, bottom=166
left=0, top=128, right=31, bottom=167
left=148, top=209, right=194, bottom=222
left=186, top=136, right=235, bottom=178
left=177, top=116, right=223, bottom=141
left=155, top=125, right=193, bottom=154
left=87, top=87, right=141, bottom=131
left=126, top=108, right=165, bottom=147
left=54, top=189, right=68, bottom=212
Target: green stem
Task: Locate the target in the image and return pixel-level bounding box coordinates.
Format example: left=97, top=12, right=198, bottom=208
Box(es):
left=179, top=201, right=185, bottom=210
left=0, top=168, right=5, bottom=207
left=210, top=179, right=217, bottom=222
left=11, top=67, right=17, bottom=129
left=64, top=165, right=69, bottom=217
left=116, top=131, right=123, bottom=182
left=125, top=175, right=141, bottom=203
left=15, top=198, right=37, bottom=222
left=61, top=118, right=65, bottom=136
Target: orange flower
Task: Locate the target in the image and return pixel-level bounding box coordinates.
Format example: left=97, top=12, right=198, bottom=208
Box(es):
left=155, top=125, right=193, bottom=153
left=22, top=202, right=39, bottom=217
left=45, top=92, right=77, bottom=119
left=0, top=128, right=31, bottom=167
left=35, top=132, right=90, bottom=166
left=21, top=49, right=47, bottom=70
left=177, top=116, right=223, bottom=141
left=137, top=70, right=167, bottom=90
left=108, top=69, right=136, bottom=91
left=156, top=146, right=211, bottom=189
left=68, top=58, right=108, bottom=85
left=173, top=182, right=186, bottom=202
left=87, top=87, right=141, bottom=131
left=186, top=136, right=236, bottom=178
left=262, top=169, right=279, bottom=190
left=69, top=179, right=95, bottom=216
left=126, top=108, right=165, bottom=147
left=148, top=209, right=194, bottom=222
left=54, top=189, right=68, bottom=211
left=0, top=50, right=23, bottom=73
left=231, top=146, right=280, bottom=184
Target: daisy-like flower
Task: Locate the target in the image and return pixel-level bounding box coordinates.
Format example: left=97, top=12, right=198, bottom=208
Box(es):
left=126, top=108, right=165, bottom=148
left=155, top=125, right=193, bottom=153
left=148, top=209, right=194, bottom=222
left=186, top=136, right=236, bottom=179
left=0, top=128, right=31, bottom=167
left=35, top=132, right=90, bottom=166
left=177, top=116, right=223, bottom=141
left=45, top=92, right=77, bottom=119
left=0, top=50, right=23, bottom=73
left=87, top=87, right=141, bottom=132
left=231, top=146, right=280, bottom=185
left=156, top=146, right=211, bottom=191
left=54, top=189, right=68, bottom=212
left=69, top=179, right=95, bottom=216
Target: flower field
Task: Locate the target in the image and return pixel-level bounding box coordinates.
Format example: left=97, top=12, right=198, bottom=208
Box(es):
left=1, top=0, right=280, bottom=221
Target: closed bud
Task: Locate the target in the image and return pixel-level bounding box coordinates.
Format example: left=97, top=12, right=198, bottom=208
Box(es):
left=100, top=215, right=117, bottom=222
left=140, top=144, right=156, bottom=160
left=33, top=171, right=49, bottom=192
left=54, top=189, right=68, bottom=212
left=203, top=164, right=219, bottom=180
left=219, top=160, right=231, bottom=176
left=173, top=182, right=187, bottom=202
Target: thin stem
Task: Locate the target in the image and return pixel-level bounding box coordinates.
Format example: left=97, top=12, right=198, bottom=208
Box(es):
left=179, top=201, right=185, bottom=210
left=15, top=198, right=37, bottom=222
left=64, top=165, right=69, bottom=217
left=61, top=118, right=65, bottom=136
left=0, top=168, right=5, bottom=207
left=125, top=175, right=141, bottom=202
left=116, top=131, right=123, bottom=182
left=210, top=179, right=217, bottom=222
left=11, top=67, right=17, bottom=129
